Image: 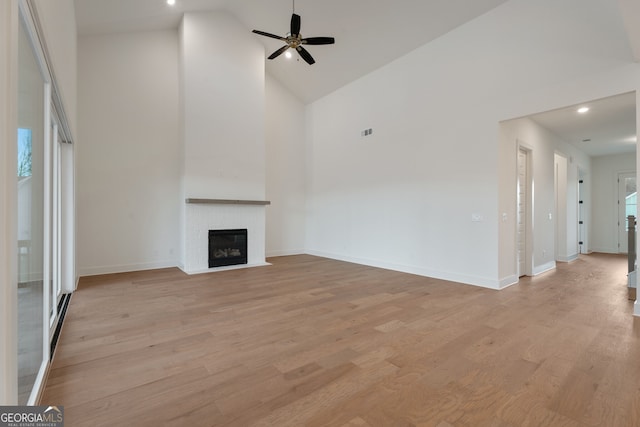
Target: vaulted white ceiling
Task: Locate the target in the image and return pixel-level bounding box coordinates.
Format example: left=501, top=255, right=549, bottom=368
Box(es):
left=74, top=0, right=637, bottom=156
left=74, top=0, right=509, bottom=103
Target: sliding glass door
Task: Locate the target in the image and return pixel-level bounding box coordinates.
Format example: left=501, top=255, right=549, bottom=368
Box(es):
left=13, top=1, right=75, bottom=405
left=17, top=14, right=46, bottom=405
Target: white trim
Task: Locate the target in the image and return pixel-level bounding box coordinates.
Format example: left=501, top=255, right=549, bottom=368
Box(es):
left=499, top=275, right=519, bottom=289
left=532, top=261, right=556, bottom=276
left=266, top=249, right=305, bottom=258
left=516, top=141, right=534, bottom=278
left=634, top=300, right=640, bottom=317
left=17, top=1, right=48, bottom=84
left=306, top=250, right=502, bottom=290
left=42, top=81, right=51, bottom=362
left=617, top=171, right=636, bottom=254
left=590, top=247, right=621, bottom=254
left=556, top=253, right=579, bottom=263
left=78, top=260, right=178, bottom=277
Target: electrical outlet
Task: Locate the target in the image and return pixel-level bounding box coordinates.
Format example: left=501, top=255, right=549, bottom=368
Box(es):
left=471, top=213, right=483, bottom=222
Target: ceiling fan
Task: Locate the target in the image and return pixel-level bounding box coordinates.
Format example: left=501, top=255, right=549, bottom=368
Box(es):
left=251, top=0, right=335, bottom=65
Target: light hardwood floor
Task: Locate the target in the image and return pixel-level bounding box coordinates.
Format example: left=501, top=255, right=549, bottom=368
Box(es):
left=42, top=254, right=640, bottom=426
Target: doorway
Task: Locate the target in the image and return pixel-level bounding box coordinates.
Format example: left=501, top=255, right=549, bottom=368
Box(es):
left=578, top=170, right=588, bottom=254
left=618, top=172, right=637, bottom=254
left=554, top=154, right=568, bottom=261
left=517, top=146, right=532, bottom=277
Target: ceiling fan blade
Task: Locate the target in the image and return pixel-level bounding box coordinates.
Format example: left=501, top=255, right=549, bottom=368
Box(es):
left=296, top=46, right=315, bottom=65
left=268, top=45, right=291, bottom=60
left=252, top=30, right=286, bottom=41
left=301, top=37, right=335, bottom=45
left=290, top=13, right=301, bottom=36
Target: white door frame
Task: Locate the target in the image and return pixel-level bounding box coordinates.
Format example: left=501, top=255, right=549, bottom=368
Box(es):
left=618, top=171, right=636, bottom=254
left=517, top=142, right=534, bottom=277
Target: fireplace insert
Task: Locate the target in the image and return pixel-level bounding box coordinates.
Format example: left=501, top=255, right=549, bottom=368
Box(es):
left=208, top=229, right=248, bottom=268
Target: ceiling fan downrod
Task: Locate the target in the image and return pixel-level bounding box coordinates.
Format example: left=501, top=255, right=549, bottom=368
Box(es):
left=251, top=0, right=335, bottom=65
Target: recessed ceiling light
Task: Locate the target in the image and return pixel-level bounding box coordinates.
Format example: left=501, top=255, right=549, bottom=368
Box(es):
left=577, top=107, right=589, bottom=114
left=167, top=0, right=175, bottom=5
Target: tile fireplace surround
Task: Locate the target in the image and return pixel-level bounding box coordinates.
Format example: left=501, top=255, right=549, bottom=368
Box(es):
left=182, top=199, right=270, bottom=274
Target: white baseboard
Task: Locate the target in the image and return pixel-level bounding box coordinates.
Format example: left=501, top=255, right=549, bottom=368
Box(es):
left=590, top=247, right=619, bottom=254
left=499, top=275, right=519, bottom=289
left=266, top=249, right=305, bottom=258
left=556, top=253, right=579, bottom=263
left=305, top=250, right=502, bottom=290
left=78, top=260, right=178, bottom=277
left=532, top=261, right=556, bottom=276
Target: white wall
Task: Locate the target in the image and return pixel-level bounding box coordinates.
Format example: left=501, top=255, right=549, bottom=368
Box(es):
left=181, top=12, right=265, bottom=201
left=265, top=75, right=306, bottom=257
left=307, top=0, right=638, bottom=288
left=591, top=153, right=636, bottom=253
left=180, top=12, right=267, bottom=273
left=77, top=30, right=181, bottom=275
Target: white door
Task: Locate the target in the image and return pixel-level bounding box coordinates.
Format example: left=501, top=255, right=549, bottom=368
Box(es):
left=517, top=148, right=529, bottom=276
left=618, top=173, right=637, bottom=253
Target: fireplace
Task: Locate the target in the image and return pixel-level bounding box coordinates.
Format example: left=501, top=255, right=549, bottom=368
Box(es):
left=208, top=229, right=248, bottom=268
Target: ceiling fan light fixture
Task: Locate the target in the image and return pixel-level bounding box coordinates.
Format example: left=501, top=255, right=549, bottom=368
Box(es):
left=285, top=50, right=292, bottom=59
left=577, top=107, right=589, bottom=114
left=251, top=0, right=335, bottom=65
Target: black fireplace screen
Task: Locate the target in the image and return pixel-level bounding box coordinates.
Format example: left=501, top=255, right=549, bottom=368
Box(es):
left=208, top=229, right=248, bottom=268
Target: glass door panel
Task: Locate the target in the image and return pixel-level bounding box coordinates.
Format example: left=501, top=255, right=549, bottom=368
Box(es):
left=17, top=16, right=46, bottom=405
